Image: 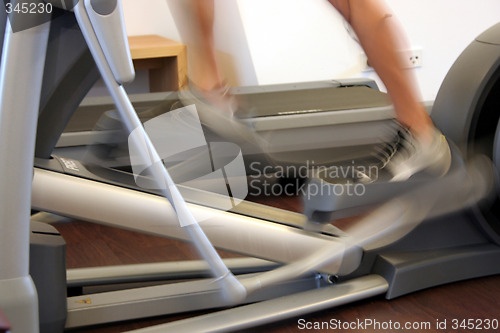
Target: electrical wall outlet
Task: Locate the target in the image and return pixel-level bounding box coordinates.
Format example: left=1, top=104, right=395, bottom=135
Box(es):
left=360, top=47, right=423, bottom=72
left=405, top=48, right=423, bottom=68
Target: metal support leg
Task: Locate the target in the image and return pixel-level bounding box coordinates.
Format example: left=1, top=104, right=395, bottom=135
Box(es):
left=0, top=15, right=50, bottom=333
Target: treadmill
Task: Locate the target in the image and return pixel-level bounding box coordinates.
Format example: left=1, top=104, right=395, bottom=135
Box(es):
left=51, top=80, right=398, bottom=178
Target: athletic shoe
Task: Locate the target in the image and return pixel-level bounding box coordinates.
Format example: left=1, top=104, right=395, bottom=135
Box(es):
left=178, top=84, right=268, bottom=152
left=385, top=125, right=452, bottom=181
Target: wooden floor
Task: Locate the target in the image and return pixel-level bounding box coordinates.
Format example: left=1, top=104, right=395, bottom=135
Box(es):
left=53, top=195, right=500, bottom=333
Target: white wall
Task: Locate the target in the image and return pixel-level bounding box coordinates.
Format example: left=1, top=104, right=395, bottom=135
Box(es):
left=122, top=0, right=500, bottom=101
left=384, top=0, right=500, bottom=100
left=236, top=0, right=361, bottom=85
left=122, top=0, right=180, bottom=40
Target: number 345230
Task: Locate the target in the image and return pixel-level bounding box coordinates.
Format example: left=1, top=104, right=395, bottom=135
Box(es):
left=6, top=2, right=53, bottom=14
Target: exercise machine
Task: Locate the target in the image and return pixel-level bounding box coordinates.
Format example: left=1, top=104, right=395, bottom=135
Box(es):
left=2, top=2, right=372, bottom=331
left=1, top=2, right=499, bottom=332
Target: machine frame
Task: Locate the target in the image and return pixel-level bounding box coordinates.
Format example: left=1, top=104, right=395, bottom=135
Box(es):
left=1, top=2, right=500, bottom=332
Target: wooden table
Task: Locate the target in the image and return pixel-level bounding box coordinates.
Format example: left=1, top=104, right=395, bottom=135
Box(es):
left=128, top=35, right=188, bottom=92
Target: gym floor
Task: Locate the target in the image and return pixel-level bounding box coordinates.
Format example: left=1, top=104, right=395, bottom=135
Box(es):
left=54, top=194, right=500, bottom=333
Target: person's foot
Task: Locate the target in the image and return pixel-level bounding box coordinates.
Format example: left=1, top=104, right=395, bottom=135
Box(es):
left=193, top=83, right=238, bottom=115
left=385, top=125, right=452, bottom=181
left=178, top=83, right=268, bottom=151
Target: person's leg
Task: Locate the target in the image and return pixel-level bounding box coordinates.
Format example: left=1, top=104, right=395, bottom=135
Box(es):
left=170, top=0, right=226, bottom=93
left=171, top=0, right=266, bottom=148
left=183, top=0, right=227, bottom=92
left=328, top=0, right=450, bottom=180
left=328, top=0, right=432, bottom=140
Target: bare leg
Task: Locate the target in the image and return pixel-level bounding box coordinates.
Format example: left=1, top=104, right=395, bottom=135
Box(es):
left=170, top=0, right=267, bottom=148
left=174, top=0, right=450, bottom=178
left=178, top=0, right=431, bottom=136
left=175, top=0, right=225, bottom=92
left=328, top=0, right=433, bottom=140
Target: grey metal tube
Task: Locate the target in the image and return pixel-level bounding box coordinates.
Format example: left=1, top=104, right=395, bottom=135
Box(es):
left=127, top=275, right=389, bottom=333
left=0, top=13, right=50, bottom=333
left=73, top=0, right=246, bottom=304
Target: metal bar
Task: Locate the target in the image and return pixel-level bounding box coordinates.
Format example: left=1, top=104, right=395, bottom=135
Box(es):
left=74, top=0, right=247, bottom=304
left=67, top=258, right=278, bottom=287
left=66, top=274, right=321, bottom=328
left=32, top=168, right=361, bottom=276
left=126, top=275, right=389, bottom=333
left=0, top=10, right=51, bottom=333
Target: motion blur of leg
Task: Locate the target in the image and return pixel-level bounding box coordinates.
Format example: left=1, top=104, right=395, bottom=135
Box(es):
left=173, top=0, right=451, bottom=180
left=169, top=0, right=236, bottom=113
left=328, top=0, right=451, bottom=181
left=169, top=0, right=268, bottom=150
left=181, top=0, right=222, bottom=92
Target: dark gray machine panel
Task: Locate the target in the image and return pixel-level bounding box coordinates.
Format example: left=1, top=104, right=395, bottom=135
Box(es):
left=432, top=22, right=500, bottom=244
